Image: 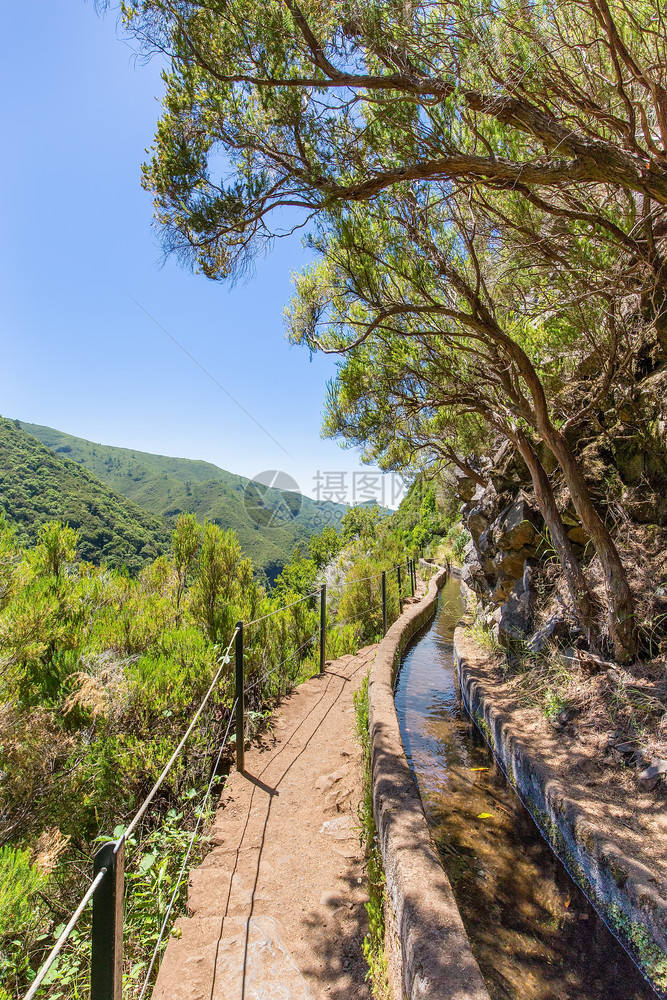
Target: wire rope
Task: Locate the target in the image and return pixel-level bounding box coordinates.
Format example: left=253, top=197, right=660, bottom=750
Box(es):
left=334, top=601, right=384, bottom=628
left=23, top=868, right=109, bottom=1000
left=123, top=629, right=238, bottom=843
left=244, top=630, right=320, bottom=696
left=245, top=589, right=320, bottom=628
left=136, top=703, right=238, bottom=999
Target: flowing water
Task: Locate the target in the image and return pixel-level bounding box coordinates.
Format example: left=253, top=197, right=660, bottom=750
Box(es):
left=394, top=577, right=657, bottom=1000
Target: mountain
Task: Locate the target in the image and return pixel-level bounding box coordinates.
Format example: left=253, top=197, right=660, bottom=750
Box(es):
left=0, top=418, right=171, bottom=572
left=20, top=421, right=349, bottom=581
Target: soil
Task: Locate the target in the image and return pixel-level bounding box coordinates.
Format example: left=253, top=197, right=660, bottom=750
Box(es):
left=152, top=646, right=377, bottom=1000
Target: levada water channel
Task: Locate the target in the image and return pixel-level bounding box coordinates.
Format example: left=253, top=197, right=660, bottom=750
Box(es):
left=394, top=575, right=657, bottom=1000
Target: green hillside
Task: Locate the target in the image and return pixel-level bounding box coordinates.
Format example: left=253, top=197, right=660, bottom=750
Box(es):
left=21, top=420, right=348, bottom=581
left=0, top=418, right=170, bottom=572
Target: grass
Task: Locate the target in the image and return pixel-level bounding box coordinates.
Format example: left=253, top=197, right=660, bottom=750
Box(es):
left=463, top=619, right=504, bottom=655
left=353, top=673, right=390, bottom=1000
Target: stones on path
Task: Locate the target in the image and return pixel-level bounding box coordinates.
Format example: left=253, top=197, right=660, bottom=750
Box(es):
left=639, top=759, right=667, bottom=791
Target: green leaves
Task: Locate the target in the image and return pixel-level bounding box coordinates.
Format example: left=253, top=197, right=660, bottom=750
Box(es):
left=0, top=846, right=48, bottom=940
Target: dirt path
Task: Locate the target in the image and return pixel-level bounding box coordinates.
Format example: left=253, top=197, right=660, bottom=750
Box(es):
left=153, top=647, right=377, bottom=1000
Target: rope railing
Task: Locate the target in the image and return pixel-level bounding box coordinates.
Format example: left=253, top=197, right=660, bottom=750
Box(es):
left=124, top=628, right=238, bottom=843
left=245, top=588, right=320, bottom=629
left=25, top=557, right=421, bottom=1000
left=333, top=601, right=385, bottom=628
left=244, top=628, right=321, bottom=697
left=22, top=628, right=239, bottom=1000
left=23, top=867, right=109, bottom=1000
left=136, top=702, right=238, bottom=999
left=335, top=562, right=404, bottom=588
left=337, top=568, right=385, bottom=587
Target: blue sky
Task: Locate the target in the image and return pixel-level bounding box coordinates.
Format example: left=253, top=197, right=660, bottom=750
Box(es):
left=0, top=1, right=403, bottom=506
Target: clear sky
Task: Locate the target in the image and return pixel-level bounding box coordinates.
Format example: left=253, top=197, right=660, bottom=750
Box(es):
left=0, top=1, right=404, bottom=507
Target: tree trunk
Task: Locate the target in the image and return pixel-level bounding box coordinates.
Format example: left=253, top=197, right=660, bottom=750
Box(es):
left=488, top=324, right=638, bottom=663
left=541, top=427, right=636, bottom=663
left=515, top=433, right=599, bottom=648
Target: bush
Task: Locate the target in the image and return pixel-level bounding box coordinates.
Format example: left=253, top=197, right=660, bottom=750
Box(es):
left=0, top=845, right=47, bottom=940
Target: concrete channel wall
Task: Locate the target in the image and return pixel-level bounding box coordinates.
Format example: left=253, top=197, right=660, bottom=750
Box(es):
left=368, top=569, right=491, bottom=1000
left=455, top=629, right=667, bottom=996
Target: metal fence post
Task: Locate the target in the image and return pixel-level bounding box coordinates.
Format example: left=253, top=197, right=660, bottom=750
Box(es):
left=397, top=564, right=402, bottom=605
left=319, top=584, right=326, bottom=674
left=411, top=558, right=416, bottom=596
left=91, top=839, right=124, bottom=1000
left=235, top=621, right=244, bottom=773
left=381, top=571, right=387, bottom=636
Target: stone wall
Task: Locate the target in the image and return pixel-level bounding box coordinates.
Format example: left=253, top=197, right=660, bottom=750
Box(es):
left=453, top=371, right=667, bottom=651
left=368, top=570, right=490, bottom=1000
left=455, top=627, right=667, bottom=995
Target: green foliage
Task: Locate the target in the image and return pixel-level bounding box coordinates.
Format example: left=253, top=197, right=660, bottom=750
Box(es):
left=332, top=522, right=406, bottom=643
left=190, top=524, right=246, bottom=641
left=543, top=690, right=568, bottom=721
left=0, top=846, right=48, bottom=992
left=0, top=846, right=47, bottom=939
left=341, top=504, right=381, bottom=544
left=172, top=513, right=201, bottom=611
left=0, top=418, right=170, bottom=575
left=0, top=519, right=329, bottom=996
left=24, top=421, right=351, bottom=580
left=307, top=524, right=342, bottom=568
left=0, top=505, right=405, bottom=996
left=387, top=476, right=459, bottom=558
left=446, top=525, right=470, bottom=564
left=29, top=522, right=78, bottom=580
left=272, top=546, right=318, bottom=598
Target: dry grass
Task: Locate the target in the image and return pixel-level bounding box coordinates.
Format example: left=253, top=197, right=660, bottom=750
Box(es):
left=506, top=639, right=667, bottom=763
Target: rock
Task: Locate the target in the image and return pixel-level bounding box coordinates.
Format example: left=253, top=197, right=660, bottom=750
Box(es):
left=611, top=438, right=645, bottom=487
left=493, top=548, right=535, bottom=580
left=468, top=511, right=489, bottom=544
left=567, top=525, right=589, bottom=546
left=485, top=607, right=502, bottom=627
left=482, top=556, right=497, bottom=577
left=526, top=615, right=569, bottom=653
left=460, top=554, right=487, bottom=593
left=625, top=497, right=665, bottom=525
left=452, top=467, right=479, bottom=502
left=464, top=485, right=499, bottom=547
left=614, top=740, right=639, bottom=755
left=477, top=526, right=495, bottom=556
left=493, top=498, right=540, bottom=551
left=490, top=577, right=516, bottom=605
left=639, top=760, right=667, bottom=789
left=498, top=577, right=533, bottom=637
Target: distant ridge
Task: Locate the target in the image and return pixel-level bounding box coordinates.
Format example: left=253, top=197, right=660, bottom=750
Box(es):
left=0, top=417, right=171, bottom=573
left=21, top=420, right=350, bottom=581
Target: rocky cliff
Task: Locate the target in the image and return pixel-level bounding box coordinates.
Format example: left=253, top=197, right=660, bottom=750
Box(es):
left=453, top=365, right=667, bottom=659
